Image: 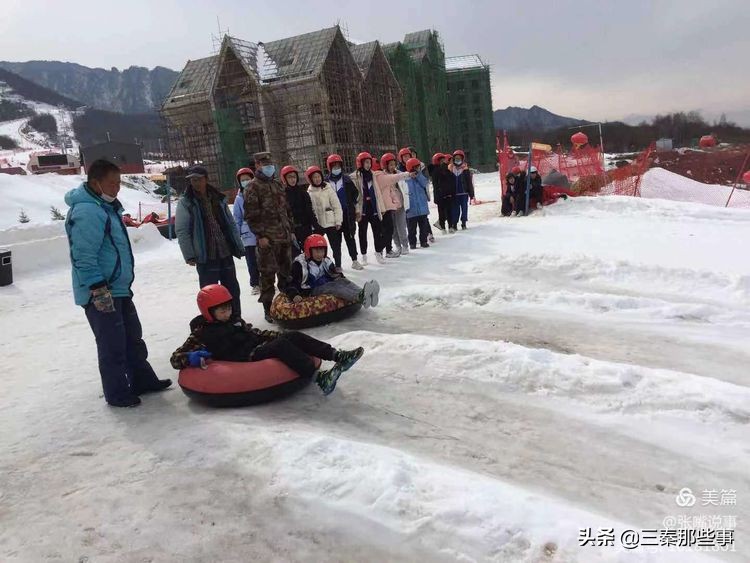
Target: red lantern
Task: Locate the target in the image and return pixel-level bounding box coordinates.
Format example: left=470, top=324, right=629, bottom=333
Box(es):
left=571, top=132, right=588, bottom=147
left=743, top=171, right=750, bottom=184
left=699, top=135, right=717, bottom=148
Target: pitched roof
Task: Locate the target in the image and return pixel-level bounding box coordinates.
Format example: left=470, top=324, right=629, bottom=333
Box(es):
left=349, top=41, right=378, bottom=75
left=445, top=54, right=488, bottom=72
left=162, top=56, right=218, bottom=109
left=260, top=27, right=338, bottom=82
left=223, top=36, right=260, bottom=81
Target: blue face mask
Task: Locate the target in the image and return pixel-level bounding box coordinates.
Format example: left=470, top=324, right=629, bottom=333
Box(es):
left=261, top=164, right=275, bottom=177
left=240, top=179, right=251, bottom=188
left=331, top=167, right=342, bottom=176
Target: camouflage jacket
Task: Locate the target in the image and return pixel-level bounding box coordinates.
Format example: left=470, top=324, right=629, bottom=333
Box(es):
left=170, top=315, right=281, bottom=370
left=243, top=172, right=295, bottom=243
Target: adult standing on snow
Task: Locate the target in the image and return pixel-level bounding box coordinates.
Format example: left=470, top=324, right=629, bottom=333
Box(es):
left=65, top=159, right=171, bottom=408
left=243, top=151, right=295, bottom=323
left=175, top=165, right=245, bottom=315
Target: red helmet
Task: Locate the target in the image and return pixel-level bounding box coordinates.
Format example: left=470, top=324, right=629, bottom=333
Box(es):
left=197, top=284, right=233, bottom=322
left=380, top=153, right=396, bottom=170
left=235, top=167, right=254, bottom=187
left=406, top=157, right=421, bottom=172
left=511, top=165, right=522, bottom=175
left=305, top=165, right=324, bottom=185
left=452, top=149, right=466, bottom=160
left=431, top=152, right=445, bottom=165
left=326, top=154, right=344, bottom=172
left=280, top=165, right=299, bottom=186
left=356, top=151, right=373, bottom=169
left=303, top=234, right=328, bottom=259
left=371, top=158, right=382, bottom=171
left=398, top=147, right=412, bottom=163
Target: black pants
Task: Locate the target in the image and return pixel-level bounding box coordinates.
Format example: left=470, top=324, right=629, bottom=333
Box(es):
left=320, top=227, right=343, bottom=268
left=251, top=331, right=336, bottom=380
left=294, top=226, right=313, bottom=254
left=358, top=214, right=383, bottom=254
left=243, top=245, right=259, bottom=286
left=436, top=198, right=452, bottom=229
left=380, top=210, right=394, bottom=253
left=341, top=214, right=358, bottom=263
left=85, top=297, right=160, bottom=403
left=197, top=256, right=241, bottom=316
left=407, top=215, right=430, bottom=247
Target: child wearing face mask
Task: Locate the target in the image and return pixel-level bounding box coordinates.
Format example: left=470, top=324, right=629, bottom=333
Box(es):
left=325, top=154, right=363, bottom=270
left=232, top=167, right=260, bottom=294
left=448, top=149, right=475, bottom=231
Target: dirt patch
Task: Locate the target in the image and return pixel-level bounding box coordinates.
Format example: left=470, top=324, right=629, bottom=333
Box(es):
left=651, top=144, right=750, bottom=185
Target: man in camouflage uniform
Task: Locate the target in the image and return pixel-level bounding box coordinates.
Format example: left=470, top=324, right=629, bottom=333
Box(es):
left=243, top=151, right=295, bottom=322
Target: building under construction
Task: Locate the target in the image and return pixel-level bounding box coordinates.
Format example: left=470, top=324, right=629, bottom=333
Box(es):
left=445, top=55, right=496, bottom=171
left=161, top=26, right=495, bottom=187
left=161, top=27, right=402, bottom=187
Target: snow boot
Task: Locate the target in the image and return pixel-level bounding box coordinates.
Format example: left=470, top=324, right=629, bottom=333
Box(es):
left=421, top=242, right=430, bottom=248
left=448, top=227, right=456, bottom=234
left=315, top=364, right=343, bottom=395
left=461, top=223, right=467, bottom=230
left=263, top=302, right=274, bottom=324
left=334, top=347, right=364, bottom=373
left=108, top=395, right=141, bottom=408
left=352, top=260, right=364, bottom=270
left=135, top=378, right=172, bottom=395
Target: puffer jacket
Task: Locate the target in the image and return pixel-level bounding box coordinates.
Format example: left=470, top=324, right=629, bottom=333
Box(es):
left=285, top=254, right=343, bottom=298
left=406, top=173, right=430, bottom=219
left=175, top=184, right=244, bottom=264
left=432, top=164, right=455, bottom=201
left=232, top=190, right=257, bottom=247
left=372, top=170, right=411, bottom=217
left=65, top=183, right=135, bottom=306
left=285, top=184, right=320, bottom=246
left=348, top=170, right=367, bottom=216
left=308, top=182, right=343, bottom=229
left=448, top=163, right=475, bottom=198
left=326, top=172, right=359, bottom=233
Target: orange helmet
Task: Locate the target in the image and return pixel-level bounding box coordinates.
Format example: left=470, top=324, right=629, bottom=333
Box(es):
left=371, top=157, right=382, bottom=171
left=356, top=151, right=373, bottom=169
left=511, top=165, right=522, bottom=175
left=380, top=153, right=396, bottom=170
left=452, top=149, right=465, bottom=160
left=431, top=153, right=445, bottom=165
left=398, top=147, right=412, bottom=163
left=305, top=165, right=324, bottom=185
left=326, top=154, right=344, bottom=172
left=197, top=284, right=233, bottom=322
left=303, top=234, right=328, bottom=259
left=235, top=167, right=254, bottom=187
left=405, top=157, right=421, bottom=172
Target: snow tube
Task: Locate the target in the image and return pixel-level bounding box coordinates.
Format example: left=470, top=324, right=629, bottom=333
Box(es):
left=178, top=358, right=320, bottom=407
left=271, top=293, right=362, bottom=329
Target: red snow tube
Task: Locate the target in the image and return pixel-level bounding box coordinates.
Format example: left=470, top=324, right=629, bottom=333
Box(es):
left=178, top=358, right=320, bottom=407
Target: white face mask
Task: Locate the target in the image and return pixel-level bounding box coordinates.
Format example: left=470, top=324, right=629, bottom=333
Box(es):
left=240, top=179, right=251, bottom=188
left=331, top=167, right=342, bottom=176
left=101, top=193, right=116, bottom=203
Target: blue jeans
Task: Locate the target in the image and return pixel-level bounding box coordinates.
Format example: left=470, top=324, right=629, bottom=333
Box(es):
left=244, top=245, right=259, bottom=287
left=450, top=195, right=469, bottom=228
left=85, top=297, right=160, bottom=403
left=197, top=256, right=241, bottom=317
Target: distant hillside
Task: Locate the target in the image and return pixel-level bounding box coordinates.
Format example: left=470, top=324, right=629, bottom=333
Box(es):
left=494, top=105, right=590, bottom=132
left=0, top=61, right=178, bottom=114
left=72, top=109, right=163, bottom=148
left=0, top=68, right=80, bottom=109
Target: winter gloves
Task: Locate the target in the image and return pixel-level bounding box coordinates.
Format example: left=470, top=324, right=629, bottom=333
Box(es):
left=187, top=350, right=212, bottom=369
left=91, top=287, right=115, bottom=313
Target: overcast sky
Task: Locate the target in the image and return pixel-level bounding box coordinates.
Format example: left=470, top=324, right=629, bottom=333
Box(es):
left=2, top=0, right=749, bottom=124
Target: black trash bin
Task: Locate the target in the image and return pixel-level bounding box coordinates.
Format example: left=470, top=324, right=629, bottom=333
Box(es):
left=0, top=249, right=12, bottom=287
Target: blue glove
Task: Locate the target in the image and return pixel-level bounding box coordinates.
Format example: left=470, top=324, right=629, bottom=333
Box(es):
left=187, top=350, right=212, bottom=368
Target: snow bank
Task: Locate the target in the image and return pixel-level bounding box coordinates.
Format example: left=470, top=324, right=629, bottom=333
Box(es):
left=641, top=167, right=750, bottom=207
left=0, top=172, right=164, bottom=229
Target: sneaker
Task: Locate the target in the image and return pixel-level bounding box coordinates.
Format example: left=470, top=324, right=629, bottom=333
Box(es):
left=386, top=250, right=400, bottom=258
left=334, top=347, right=364, bottom=372
left=352, top=260, right=364, bottom=271
left=360, top=286, right=371, bottom=308
left=448, top=227, right=456, bottom=233
left=107, top=395, right=141, bottom=408
left=369, top=280, right=380, bottom=307
left=360, top=254, right=368, bottom=266
left=135, top=379, right=172, bottom=395
left=375, top=253, right=386, bottom=264
left=251, top=285, right=260, bottom=295
left=401, top=247, right=410, bottom=255
left=316, top=364, right=343, bottom=395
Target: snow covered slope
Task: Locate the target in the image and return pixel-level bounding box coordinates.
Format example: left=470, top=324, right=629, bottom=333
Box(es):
left=1, top=173, right=747, bottom=561
left=641, top=167, right=750, bottom=207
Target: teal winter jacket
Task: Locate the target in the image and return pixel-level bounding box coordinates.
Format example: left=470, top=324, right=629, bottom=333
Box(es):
left=65, top=183, right=135, bottom=306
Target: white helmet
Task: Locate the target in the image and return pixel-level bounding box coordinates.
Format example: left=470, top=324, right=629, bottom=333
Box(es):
left=530, top=166, right=538, bottom=173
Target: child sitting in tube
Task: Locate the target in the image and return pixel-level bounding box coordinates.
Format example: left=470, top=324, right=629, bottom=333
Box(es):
left=170, top=284, right=363, bottom=395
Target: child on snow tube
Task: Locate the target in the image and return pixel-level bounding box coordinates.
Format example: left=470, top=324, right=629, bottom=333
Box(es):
left=284, top=234, right=380, bottom=307
left=170, top=284, right=364, bottom=395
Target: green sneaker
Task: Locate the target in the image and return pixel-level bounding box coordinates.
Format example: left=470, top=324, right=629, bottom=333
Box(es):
left=315, top=365, right=343, bottom=396
left=334, top=347, right=364, bottom=372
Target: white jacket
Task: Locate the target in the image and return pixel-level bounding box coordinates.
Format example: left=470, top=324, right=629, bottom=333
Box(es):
left=308, top=183, right=343, bottom=229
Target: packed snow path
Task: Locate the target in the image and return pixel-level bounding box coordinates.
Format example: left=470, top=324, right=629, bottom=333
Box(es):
left=1, top=175, right=748, bottom=561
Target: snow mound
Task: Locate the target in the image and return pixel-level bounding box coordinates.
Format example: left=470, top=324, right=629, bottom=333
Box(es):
left=640, top=167, right=750, bottom=207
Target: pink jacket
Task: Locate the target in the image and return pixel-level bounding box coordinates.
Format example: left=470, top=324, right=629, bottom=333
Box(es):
left=373, top=170, right=411, bottom=217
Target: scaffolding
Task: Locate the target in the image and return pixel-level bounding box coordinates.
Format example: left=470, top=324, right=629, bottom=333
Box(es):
left=160, top=26, right=403, bottom=187
left=445, top=54, right=496, bottom=171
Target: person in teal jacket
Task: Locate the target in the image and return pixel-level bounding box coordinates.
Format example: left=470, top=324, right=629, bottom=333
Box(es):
left=65, top=159, right=171, bottom=408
